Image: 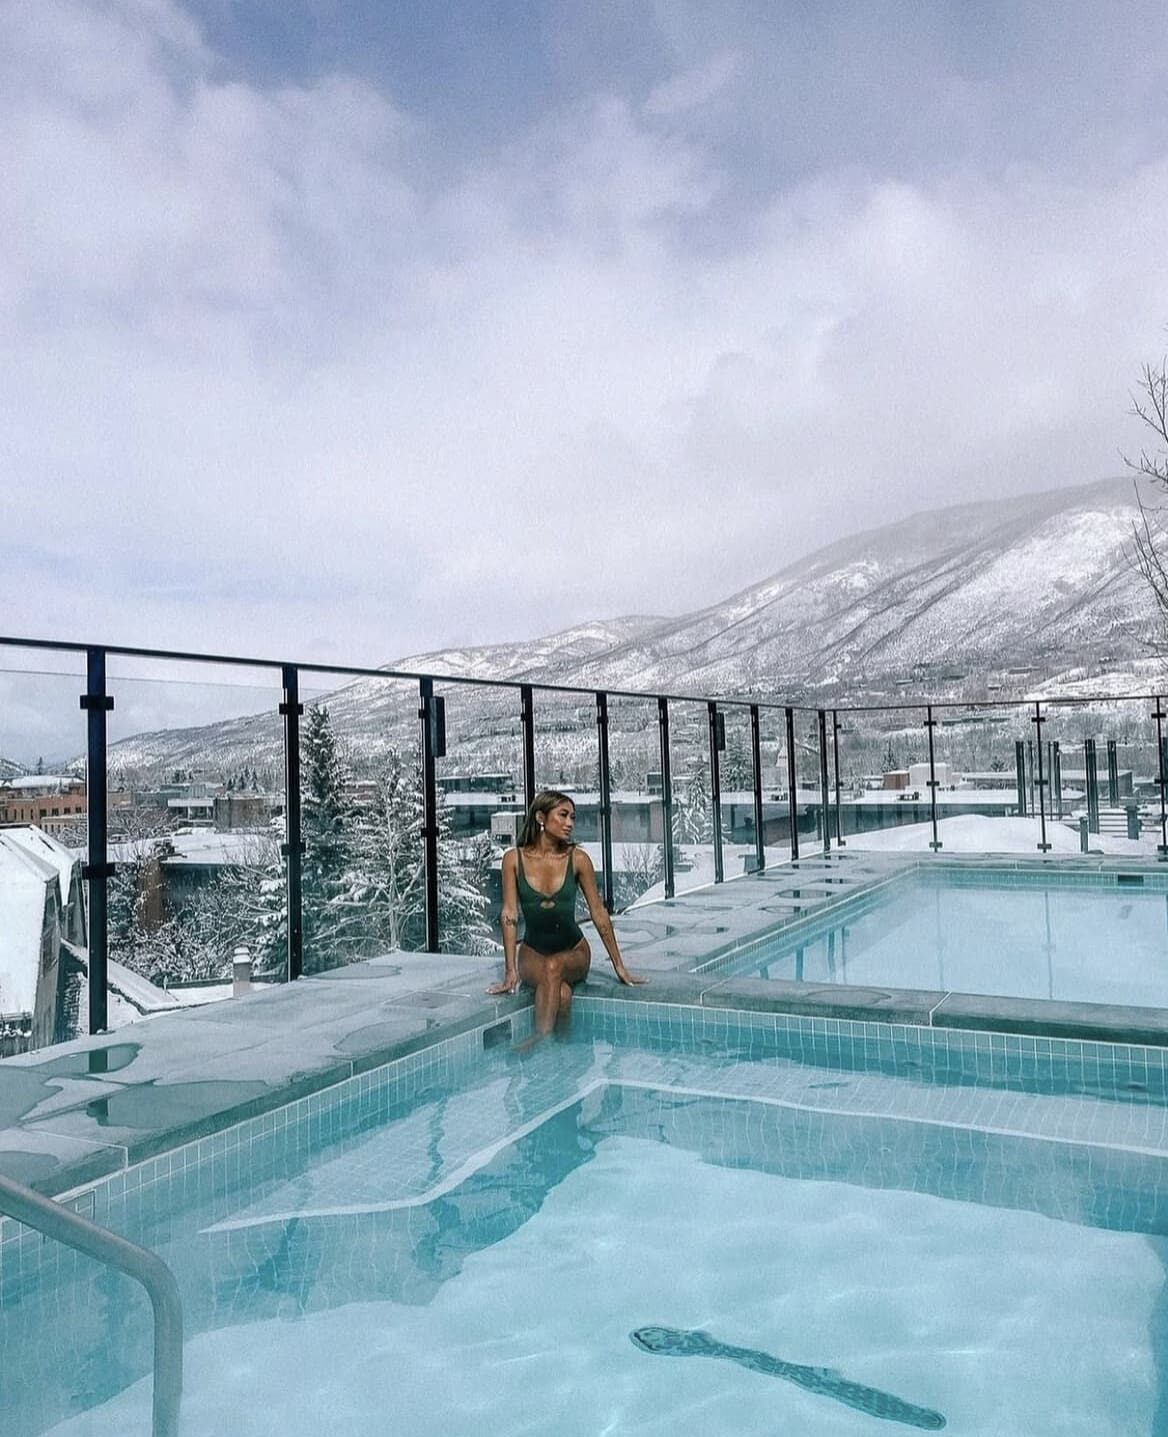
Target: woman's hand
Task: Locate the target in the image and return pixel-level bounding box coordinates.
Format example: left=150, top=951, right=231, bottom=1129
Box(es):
left=615, top=968, right=648, bottom=986
left=487, top=974, right=521, bottom=995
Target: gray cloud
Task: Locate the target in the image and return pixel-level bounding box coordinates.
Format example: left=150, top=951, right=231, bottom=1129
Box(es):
left=3, top=0, right=1168, bottom=687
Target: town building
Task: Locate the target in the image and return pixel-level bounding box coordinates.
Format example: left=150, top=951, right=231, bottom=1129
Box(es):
left=0, top=826, right=88, bottom=1054
left=0, top=774, right=88, bottom=834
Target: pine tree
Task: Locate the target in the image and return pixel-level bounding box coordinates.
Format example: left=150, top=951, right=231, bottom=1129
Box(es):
left=300, top=704, right=354, bottom=971
left=215, top=830, right=288, bottom=978
left=719, top=734, right=754, bottom=790
left=338, top=747, right=493, bottom=958
left=675, top=768, right=713, bottom=844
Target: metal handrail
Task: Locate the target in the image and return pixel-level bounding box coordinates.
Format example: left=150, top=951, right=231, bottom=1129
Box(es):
left=6, top=630, right=1159, bottom=712
left=0, top=1172, right=183, bottom=1437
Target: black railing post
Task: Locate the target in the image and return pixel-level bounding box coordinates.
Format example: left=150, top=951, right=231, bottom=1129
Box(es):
left=657, top=697, right=675, bottom=898
left=280, top=665, right=304, bottom=981
left=831, top=709, right=845, bottom=847
left=1052, top=741, right=1063, bottom=819
left=924, top=705, right=942, bottom=851
left=1046, top=740, right=1054, bottom=816
left=1084, top=737, right=1099, bottom=834
left=1107, top=739, right=1119, bottom=807
left=708, top=701, right=724, bottom=883
left=596, top=692, right=614, bottom=910
left=1033, top=702, right=1050, bottom=851
left=520, top=684, right=535, bottom=813
left=1014, top=739, right=1027, bottom=816
left=1154, top=698, right=1168, bottom=859
left=817, top=709, right=831, bottom=854
left=785, top=706, right=800, bottom=861
left=419, top=678, right=441, bottom=953
left=81, top=648, right=113, bottom=1034
left=750, top=704, right=766, bottom=873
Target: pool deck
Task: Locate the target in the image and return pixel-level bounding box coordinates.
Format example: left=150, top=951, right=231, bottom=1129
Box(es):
left=4, top=848, right=1168, bottom=1198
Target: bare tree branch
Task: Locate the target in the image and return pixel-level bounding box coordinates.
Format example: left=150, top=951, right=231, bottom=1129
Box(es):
left=1123, top=348, right=1168, bottom=649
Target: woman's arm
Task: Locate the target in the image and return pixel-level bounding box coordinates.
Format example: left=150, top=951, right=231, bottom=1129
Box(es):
left=573, top=848, right=647, bottom=986
left=487, top=849, right=521, bottom=994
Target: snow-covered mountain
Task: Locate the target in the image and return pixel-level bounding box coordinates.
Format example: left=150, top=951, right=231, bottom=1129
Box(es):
left=104, top=475, right=1165, bottom=777
left=511, top=475, right=1159, bottom=700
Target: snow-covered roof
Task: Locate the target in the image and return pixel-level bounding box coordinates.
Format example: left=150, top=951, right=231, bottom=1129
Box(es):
left=1, top=825, right=77, bottom=906
left=107, top=831, right=271, bottom=868
left=162, top=832, right=272, bottom=866
left=106, top=958, right=183, bottom=1014
left=3, top=774, right=78, bottom=792
left=0, top=835, right=53, bottom=1015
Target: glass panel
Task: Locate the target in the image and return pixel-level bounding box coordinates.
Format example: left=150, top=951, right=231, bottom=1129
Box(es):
left=607, top=696, right=666, bottom=911
left=434, top=680, right=523, bottom=955
left=828, top=705, right=932, bottom=852
left=1041, top=696, right=1162, bottom=859
left=105, top=657, right=283, bottom=992
left=533, top=689, right=599, bottom=796
left=668, top=700, right=715, bottom=895
left=917, top=699, right=1028, bottom=855
left=299, top=670, right=421, bottom=971
left=755, top=705, right=791, bottom=863
left=0, top=644, right=89, bottom=1053
left=717, top=704, right=759, bottom=877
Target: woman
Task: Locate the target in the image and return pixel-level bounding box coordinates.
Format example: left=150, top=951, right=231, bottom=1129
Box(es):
left=488, top=790, right=646, bottom=1034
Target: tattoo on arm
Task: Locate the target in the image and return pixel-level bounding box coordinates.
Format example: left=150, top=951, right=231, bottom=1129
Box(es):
left=501, top=915, right=518, bottom=928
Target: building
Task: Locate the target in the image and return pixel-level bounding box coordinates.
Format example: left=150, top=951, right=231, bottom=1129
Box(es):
left=0, top=774, right=87, bottom=834
left=213, top=791, right=281, bottom=830
left=0, top=826, right=88, bottom=1054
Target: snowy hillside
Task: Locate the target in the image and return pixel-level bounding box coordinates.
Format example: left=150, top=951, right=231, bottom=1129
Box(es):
left=102, top=475, right=1166, bottom=777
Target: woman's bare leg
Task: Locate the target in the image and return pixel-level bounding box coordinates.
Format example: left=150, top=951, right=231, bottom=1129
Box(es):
left=519, top=941, right=590, bottom=1035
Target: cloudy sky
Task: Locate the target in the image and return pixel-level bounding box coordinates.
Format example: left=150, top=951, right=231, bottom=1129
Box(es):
left=4, top=0, right=1168, bottom=674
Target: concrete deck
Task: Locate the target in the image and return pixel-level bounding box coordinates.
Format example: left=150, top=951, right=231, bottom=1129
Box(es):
left=4, top=848, right=1168, bottom=1198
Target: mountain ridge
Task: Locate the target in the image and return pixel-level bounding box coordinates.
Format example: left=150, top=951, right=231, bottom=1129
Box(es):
left=101, top=475, right=1165, bottom=775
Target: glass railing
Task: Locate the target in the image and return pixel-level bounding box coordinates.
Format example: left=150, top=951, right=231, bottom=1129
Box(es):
left=606, top=696, right=667, bottom=911
left=0, top=645, right=89, bottom=1053
left=104, top=657, right=283, bottom=990
left=298, top=670, right=423, bottom=970
left=662, top=699, right=714, bottom=895
left=5, top=633, right=1168, bottom=1053
left=434, top=680, right=522, bottom=956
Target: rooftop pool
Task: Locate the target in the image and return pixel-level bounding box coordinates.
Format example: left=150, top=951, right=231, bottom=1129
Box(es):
left=709, top=868, right=1168, bottom=1008
left=5, top=999, right=1168, bottom=1435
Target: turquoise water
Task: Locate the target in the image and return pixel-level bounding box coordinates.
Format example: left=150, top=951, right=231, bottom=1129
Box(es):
left=724, top=875, right=1168, bottom=1005
left=5, top=1009, right=1168, bottom=1435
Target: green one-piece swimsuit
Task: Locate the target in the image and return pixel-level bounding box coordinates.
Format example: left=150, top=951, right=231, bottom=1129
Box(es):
left=516, top=848, right=585, bottom=956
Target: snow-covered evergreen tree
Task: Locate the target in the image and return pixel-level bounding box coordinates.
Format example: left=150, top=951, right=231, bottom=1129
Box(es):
left=674, top=768, right=713, bottom=844
left=719, top=734, right=754, bottom=790
left=338, top=747, right=493, bottom=957
left=300, top=703, right=354, bottom=971
left=214, top=830, right=288, bottom=978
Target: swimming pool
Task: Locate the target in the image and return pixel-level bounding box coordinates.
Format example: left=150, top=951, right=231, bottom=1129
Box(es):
left=713, top=868, right=1168, bottom=1008
left=4, top=1000, right=1168, bottom=1435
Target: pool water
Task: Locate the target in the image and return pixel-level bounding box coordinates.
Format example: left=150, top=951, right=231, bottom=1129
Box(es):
left=6, top=1007, right=1168, bottom=1436
left=722, top=874, right=1168, bottom=1006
